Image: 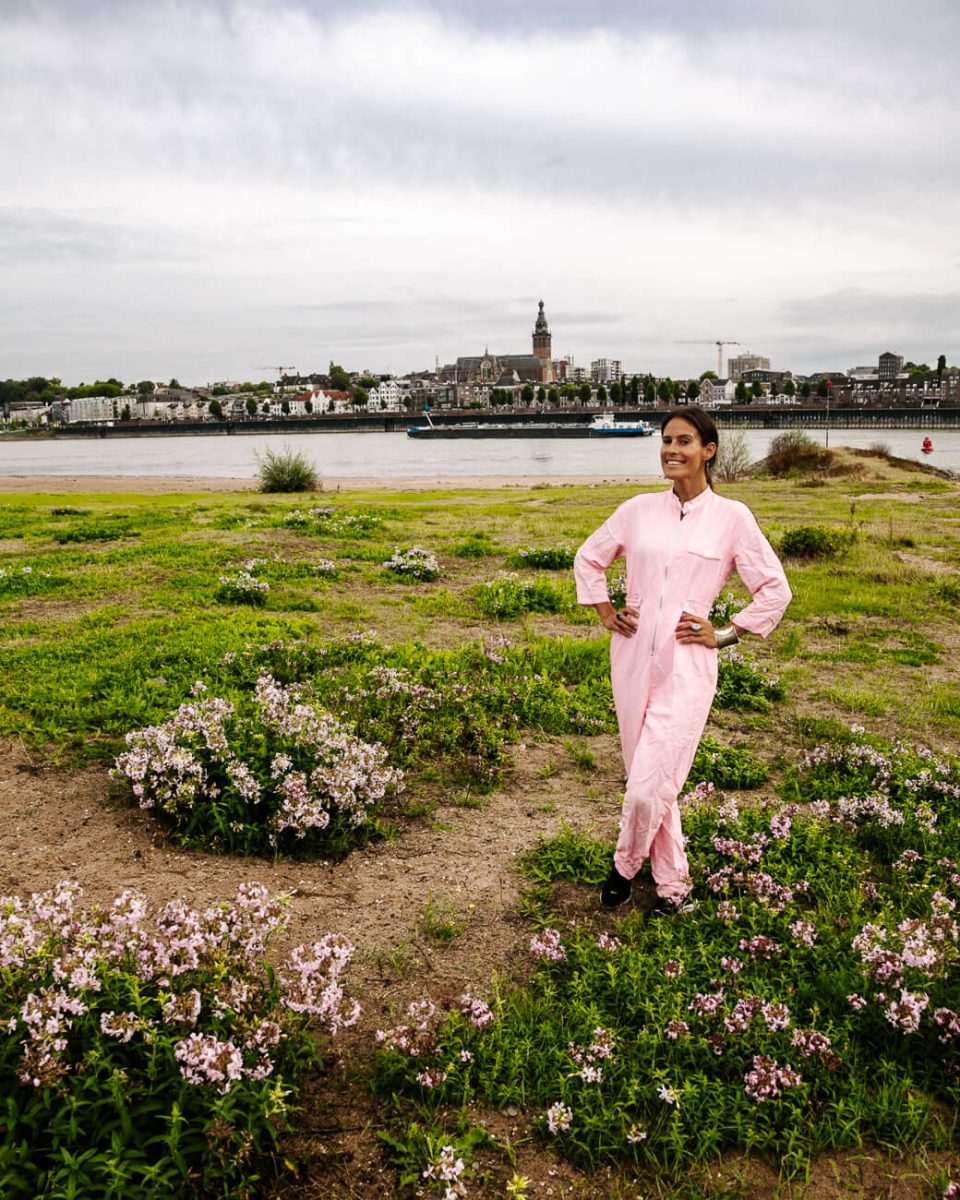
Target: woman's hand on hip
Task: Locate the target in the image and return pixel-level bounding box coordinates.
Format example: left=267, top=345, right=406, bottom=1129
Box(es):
left=676, top=610, right=716, bottom=648
left=596, top=602, right=639, bottom=637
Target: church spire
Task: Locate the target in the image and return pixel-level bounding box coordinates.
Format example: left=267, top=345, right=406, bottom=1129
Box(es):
left=534, top=299, right=549, bottom=335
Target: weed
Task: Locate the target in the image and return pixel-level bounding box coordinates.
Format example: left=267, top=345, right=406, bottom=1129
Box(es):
left=420, top=894, right=469, bottom=943
left=256, top=446, right=319, bottom=492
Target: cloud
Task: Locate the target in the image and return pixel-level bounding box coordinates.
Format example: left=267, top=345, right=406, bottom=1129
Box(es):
left=0, top=0, right=958, bottom=381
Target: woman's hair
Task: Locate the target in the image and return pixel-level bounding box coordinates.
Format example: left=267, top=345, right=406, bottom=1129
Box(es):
left=660, top=405, right=720, bottom=487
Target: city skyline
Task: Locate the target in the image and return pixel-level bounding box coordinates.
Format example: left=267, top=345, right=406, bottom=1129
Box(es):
left=2, top=0, right=958, bottom=386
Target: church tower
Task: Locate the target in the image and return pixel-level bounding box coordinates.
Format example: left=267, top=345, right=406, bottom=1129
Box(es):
left=532, top=299, right=554, bottom=383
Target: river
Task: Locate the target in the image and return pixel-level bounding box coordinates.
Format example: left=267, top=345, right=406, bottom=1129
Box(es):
left=1, top=427, right=958, bottom=480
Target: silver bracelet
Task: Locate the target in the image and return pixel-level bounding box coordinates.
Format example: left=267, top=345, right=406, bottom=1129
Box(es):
left=715, top=624, right=740, bottom=649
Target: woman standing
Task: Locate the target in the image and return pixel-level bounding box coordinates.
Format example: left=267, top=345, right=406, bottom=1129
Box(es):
left=574, top=406, right=791, bottom=911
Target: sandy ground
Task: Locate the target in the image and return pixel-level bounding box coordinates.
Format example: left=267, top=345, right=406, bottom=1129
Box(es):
left=0, top=473, right=661, bottom=494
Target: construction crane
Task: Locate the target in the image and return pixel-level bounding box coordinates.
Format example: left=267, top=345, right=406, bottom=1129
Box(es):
left=673, top=340, right=740, bottom=378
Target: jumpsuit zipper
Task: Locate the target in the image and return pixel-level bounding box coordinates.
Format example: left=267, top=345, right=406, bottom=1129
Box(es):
left=650, top=504, right=685, bottom=656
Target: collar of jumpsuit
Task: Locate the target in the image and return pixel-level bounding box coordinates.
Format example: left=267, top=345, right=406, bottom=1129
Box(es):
left=672, top=485, right=711, bottom=521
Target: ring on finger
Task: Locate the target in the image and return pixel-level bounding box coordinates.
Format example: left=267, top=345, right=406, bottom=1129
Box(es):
left=690, top=622, right=702, bottom=632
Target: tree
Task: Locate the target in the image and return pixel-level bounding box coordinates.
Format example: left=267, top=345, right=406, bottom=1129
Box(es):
left=686, top=380, right=700, bottom=401
left=699, top=370, right=718, bottom=382
left=208, top=398, right=224, bottom=419
left=597, top=384, right=608, bottom=404
left=537, top=385, right=546, bottom=403
left=801, top=381, right=812, bottom=399
left=547, top=387, right=559, bottom=405
left=784, top=379, right=796, bottom=397
left=357, top=375, right=379, bottom=390
left=246, top=396, right=258, bottom=417
left=521, top=383, right=535, bottom=405
left=281, top=398, right=290, bottom=415
left=351, top=387, right=368, bottom=408
left=328, top=362, right=351, bottom=392
left=560, top=385, right=576, bottom=405
left=735, top=380, right=748, bottom=402
left=937, top=354, right=947, bottom=383
left=609, top=381, right=622, bottom=405
left=168, top=378, right=180, bottom=389
left=305, top=397, right=313, bottom=414
left=629, top=375, right=640, bottom=406
left=578, top=382, right=592, bottom=405
left=643, top=379, right=656, bottom=405
left=816, top=379, right=829, bottom=398
left=137, top=380, right=155, bottom=395
left=750, top=381, right=764, bottom=400
left=120, top=404, right=131, bottom=421
left=657, top=379, right=673, bottom=404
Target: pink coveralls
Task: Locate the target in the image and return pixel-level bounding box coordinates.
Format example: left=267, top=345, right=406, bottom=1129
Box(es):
left=574, top=487, right=791, bottom=899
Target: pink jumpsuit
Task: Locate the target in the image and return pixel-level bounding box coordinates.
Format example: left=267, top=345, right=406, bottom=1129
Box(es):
left=574, top=487, right=791, bottom=899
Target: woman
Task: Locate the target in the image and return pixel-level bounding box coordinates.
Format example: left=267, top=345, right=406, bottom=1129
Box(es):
left=574, top=406, right=791, bottom=911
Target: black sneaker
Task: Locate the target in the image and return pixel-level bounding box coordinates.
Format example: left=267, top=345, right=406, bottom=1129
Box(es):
left=649, top=895, right=698, bottom=919
left=600, top=863, right=633, bottom=908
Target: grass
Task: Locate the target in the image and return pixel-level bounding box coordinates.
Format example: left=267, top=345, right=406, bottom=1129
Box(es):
left=2, top=452, right=960, bottom=1197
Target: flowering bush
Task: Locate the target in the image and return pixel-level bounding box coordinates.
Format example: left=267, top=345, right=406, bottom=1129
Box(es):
left=112, top=674, right=403, bottom=856
left=474, top=573, right=572, bottom=619
left=714, top=648, right=784, bottom=711
left=508, top=544, right=575, bottom=570
left=221, top=633, right=614, bottom=789
left=0, top=563, right=58, bottom=597
left=0, top=881, right=357, bottom=1199
left=215, top=568, right=270, bottom=606
left=281, top=505, right=383, bottom=537
left=382, top=545, right=441, bottom=581
left=373, top=730, right=960, bottom=1176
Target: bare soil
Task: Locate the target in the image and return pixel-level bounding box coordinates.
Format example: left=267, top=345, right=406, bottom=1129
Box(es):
left=2, top=727, right=954, bottom=1200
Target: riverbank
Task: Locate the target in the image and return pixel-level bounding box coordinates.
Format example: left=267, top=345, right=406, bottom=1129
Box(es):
left=0, top=472, right=662, bottom=494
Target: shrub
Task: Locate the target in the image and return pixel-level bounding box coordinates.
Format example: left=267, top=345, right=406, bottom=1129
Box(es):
left=687, top=734, right=769, bottom=789
left=112, top=675, right=403, bottom=856
left=221, top=633, right=615, bottom=790
left=508, top=545, right=576, bottom=570
left=382, top=546, right=441, bottom=580
left=215, top=568, right=270, bottom=606
left=281, top=506, right=381, bottom=537
left=780, top=524, right=855, bottom=560
left=475, top=573, right=570, bottom=619
left=0, top=881, right=357, bottom=1200
left=713, top=428, right=753, bottom=482
left=715, top=648, right=785, bottom=711
left=449, top=532, right=499, bottom=558
left=256, top=447, right=319, bottom=493
left=764, top=431, right=834, bottom=477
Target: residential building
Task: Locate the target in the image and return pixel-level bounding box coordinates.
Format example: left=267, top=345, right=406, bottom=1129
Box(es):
left=727, top=352, right=770, bottom=382
left=878, top=351, right=904, bottom=381
left=591, top=358, right=623, bottom=383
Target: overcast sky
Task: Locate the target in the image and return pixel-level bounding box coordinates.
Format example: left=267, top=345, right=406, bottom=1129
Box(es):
left=2, top=0, right=958, bottom=385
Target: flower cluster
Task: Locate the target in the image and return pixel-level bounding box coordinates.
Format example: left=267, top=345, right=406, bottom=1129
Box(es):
left=382, top=545, right=441, bottom=580
left=529, top=928, right=567, bottom=963
left=283, top=506, right=382, bottom=535
left=112, top=673, right=403, bottom=855
left=743, top=1055, right=803, bottom=1103
left=216, top=569, right=270, bottom=606
left=423, top=1143, right=468, bottom=1200
left=510, top=544, right=575, bottom=570
left=2, top=881, right=355, bottom=1094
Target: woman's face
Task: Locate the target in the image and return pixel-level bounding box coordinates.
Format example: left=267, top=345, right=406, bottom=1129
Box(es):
left=660, top=417, right=716, bottom=487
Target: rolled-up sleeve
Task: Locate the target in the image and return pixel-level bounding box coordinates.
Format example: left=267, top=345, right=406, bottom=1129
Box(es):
left=729, top=509, right=792, bottom=638
left=574, top=511, right=625, bottom=606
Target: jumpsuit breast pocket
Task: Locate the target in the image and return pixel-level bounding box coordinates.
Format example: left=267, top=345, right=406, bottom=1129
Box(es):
left=683, top=543, right=723, bottom=621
